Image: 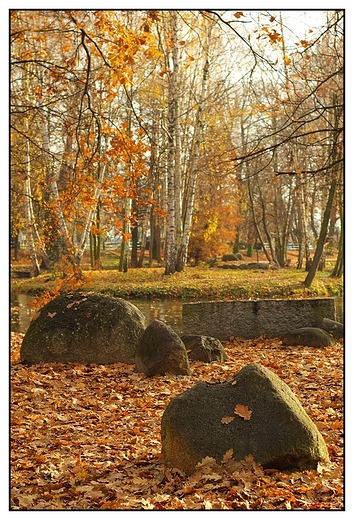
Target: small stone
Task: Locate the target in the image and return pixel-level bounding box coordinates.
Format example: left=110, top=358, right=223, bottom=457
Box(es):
left=135, top=320, right=191, bottom=377
left=181, top=335, right=227, bottom=363
left=281, top=327, right=336, bottom=347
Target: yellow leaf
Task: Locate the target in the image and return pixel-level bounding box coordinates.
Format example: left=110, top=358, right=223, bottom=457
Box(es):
left=234, top=403, right=252, bottom=420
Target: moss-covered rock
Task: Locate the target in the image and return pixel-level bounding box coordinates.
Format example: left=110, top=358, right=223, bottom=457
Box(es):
left=181, top=334, right=227, bottom=363
left=161, top=363, right=329, bottom=475
left=20, top=292, right=146, bottom=365
left=281, top=327, right=336, bottom=347
left=135, top=320, right=191, bottom=377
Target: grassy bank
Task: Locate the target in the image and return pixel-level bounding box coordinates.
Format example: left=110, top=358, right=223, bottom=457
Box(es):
left=12, top=265, right=343, bottom=301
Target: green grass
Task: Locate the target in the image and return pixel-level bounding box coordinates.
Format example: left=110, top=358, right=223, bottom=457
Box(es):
left=12, top=265, right=343, bottom=301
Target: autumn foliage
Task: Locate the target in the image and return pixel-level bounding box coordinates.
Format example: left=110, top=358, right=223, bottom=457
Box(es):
left=11, top=10, right=343, bottom=284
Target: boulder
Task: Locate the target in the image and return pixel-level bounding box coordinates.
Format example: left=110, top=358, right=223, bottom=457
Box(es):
left=161, top=363, right=329, bottom=475
left=222, top=253, right=238, bottom=261
left=20, top=292, right=146, bottom=365
left=281, top=327, right=336, bottom=347
left=135, top=320, right=191, bottom=377
left=181, top=335, right=228, bottom=363
left=321, top=318, right=343, bottom=339
left=247, top=262, right=262, bottom=269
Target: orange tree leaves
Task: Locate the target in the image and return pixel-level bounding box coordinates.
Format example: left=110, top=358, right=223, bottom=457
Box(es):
left=10, top=333, right=343, bottom=510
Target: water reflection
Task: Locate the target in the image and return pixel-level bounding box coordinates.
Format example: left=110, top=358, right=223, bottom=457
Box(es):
left=11, top=293, right=343, bottom=335
left=10, top=294, right=185, bottom=334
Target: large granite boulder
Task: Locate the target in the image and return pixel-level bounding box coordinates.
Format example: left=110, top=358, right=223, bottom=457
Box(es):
left=135, top=320, right=191, bottom=377
left=20, top=292, right=146, bottom=365
left=181, top=335, right=227, bottom=363
left=161, top=363, right=329, bottom=475
left=281, top=327, right=336, bottom=347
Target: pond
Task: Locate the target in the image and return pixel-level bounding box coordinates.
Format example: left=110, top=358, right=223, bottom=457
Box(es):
left=11, top=293, right=343, bottom=336
left=10, top=293, right=185, bottom=334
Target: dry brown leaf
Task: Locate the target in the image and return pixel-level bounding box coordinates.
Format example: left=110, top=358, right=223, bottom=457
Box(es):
left=222, top=448, right=234, bottom=463
left=197, top=456, right=217, bottom=469
left=221, top=416, right=235, bottom=424
left=234, top=403, right=252, bottom=420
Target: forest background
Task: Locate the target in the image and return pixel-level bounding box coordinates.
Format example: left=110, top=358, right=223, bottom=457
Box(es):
left=9, top=7, right=344, bottom=303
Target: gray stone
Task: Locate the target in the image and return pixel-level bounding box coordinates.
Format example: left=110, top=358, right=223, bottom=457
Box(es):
left=161, top=363, right=329, bottom=475
left=281, top=327, right=336, bottom=347
left=222, top=253, right=238, bottom=261
left=20, top=292, right=146, bottom=365
left=321, top=318, right=343, bottom=339
left=181, top=335, right=228, bottom=363
left=183, top=298, right=335, bottom=340
left=135, top=320, right=191, bottom=377
left=248, top=262, right=262, bottom=269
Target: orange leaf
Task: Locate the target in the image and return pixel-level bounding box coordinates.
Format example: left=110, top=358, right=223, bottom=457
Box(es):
left=234, top=403, right=252, bottom=420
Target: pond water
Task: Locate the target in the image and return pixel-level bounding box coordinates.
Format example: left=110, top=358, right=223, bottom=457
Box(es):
left=11, top=293, right=343, bottom=336
left=10, top=293, right=186, bottom=334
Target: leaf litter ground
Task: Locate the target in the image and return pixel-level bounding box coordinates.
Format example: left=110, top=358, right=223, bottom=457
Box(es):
left=10, top=332, right=344, bottom=510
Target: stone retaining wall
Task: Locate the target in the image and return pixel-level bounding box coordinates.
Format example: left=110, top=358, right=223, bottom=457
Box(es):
left=182, top=298, right=336, bottom=340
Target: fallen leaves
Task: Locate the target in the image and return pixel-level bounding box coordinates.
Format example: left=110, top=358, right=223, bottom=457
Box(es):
left=221, top=416, right=235, bottom=424
left=221, top=403, right=252, bottom=423
left=234, top=403, right=252, bottom=420
left=10, top=333, right=344, bottom=510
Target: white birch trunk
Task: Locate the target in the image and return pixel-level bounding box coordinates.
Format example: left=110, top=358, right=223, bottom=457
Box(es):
left=22, top=64, right=41, bottom=275
left=177, top=35, right=211, bottom=271
left=164, top=12, right=178, bottom=274
left=24, top=150, right=41, bottom=276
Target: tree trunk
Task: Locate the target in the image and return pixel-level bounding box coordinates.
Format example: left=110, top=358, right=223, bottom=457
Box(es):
left=176, top=29, right=211, bottom=272
left=164, top=12, right=178, bottom=275
left=24, top=168, right=41, bottom=277
left=131, top=198, right=139, bottom=268
left=304, top=175, right=337, bottom=287
left=296, top=174, right=311, bottom=270
left=331, top=175, right=343, bottom=278
left=23, top=110, right=40, bottom=276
